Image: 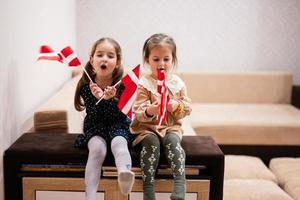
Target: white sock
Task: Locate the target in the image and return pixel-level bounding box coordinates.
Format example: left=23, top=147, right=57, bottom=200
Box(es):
left=118, top=170, right=135, bottom=195
left=85, top=136, right=107, bottom=200
left=111, top=136, right=135, bottom=195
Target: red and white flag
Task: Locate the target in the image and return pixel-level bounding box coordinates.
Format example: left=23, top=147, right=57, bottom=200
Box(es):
left=37, top=45, right=63, bottom=62
left=59, top=46, right=81, bottom=67
left=37, top=45, right=93, bottom=82
left=157, top=68, right=170, bottom=125
left=38, top=45, right=81, bottom=67
left=118, top=64, right=140, bottom=119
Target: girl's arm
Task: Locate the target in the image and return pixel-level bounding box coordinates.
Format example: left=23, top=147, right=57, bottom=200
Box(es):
left=80, top=84, right=96, bottom=111
left=81, top=84, right=109, bottom=111
left=89, top=82, right=103, bottom=99
left=171, top=86, right=192, bottom=120
left=133, top=85, right=157, bottom=122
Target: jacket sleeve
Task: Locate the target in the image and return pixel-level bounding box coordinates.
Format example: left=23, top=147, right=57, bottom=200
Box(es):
left=133, top=85, right=156, bottom=122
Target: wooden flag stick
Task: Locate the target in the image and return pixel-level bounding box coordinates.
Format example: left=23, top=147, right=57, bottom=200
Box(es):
left=95, top=79, right=122, bottom=105
left=80, top=65, right=105, bottom=100
left=81, top=65, right=93, bottom=83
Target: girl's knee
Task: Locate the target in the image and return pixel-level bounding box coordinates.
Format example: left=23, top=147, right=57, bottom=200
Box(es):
left=111, top=136, right=128, bottom=148
left=88, top=136, right=107, bottom=157
left=111, top=136, right=130, bottom=156
left=142, top=134, right=160, bottom=147
left=163, top=133, right=180, bottom=146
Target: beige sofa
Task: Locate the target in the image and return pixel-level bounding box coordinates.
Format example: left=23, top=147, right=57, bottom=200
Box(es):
left=223, top=155, right=295, bottom=200
left=32, top=70, right=300, bottom=145
left=178, top=71, right=300, bottom=145
left=270, top=157, right=300, bottom=200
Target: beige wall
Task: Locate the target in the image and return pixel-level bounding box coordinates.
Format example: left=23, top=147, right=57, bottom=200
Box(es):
left=0, top=1, right=76, bottom=199
left=76, top=0, right=300, bottom=84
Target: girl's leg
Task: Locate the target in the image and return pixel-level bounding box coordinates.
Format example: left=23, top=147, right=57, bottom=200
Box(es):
left=163, top=133, right=186, bottom=200
left=85, top=136, right=107, bottom=200
left=140, top=134, right=160, bottom=200
left=111, top=136, right=135, bottom=195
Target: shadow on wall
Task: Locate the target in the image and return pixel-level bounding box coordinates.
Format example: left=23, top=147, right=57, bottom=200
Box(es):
left=0, top=176, right=3, bottom=200
left=0, top=59, right=21, bottom=200
left=1, top=59, right=20, bottom=150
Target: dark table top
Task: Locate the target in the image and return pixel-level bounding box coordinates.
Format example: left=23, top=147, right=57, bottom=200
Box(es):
left=4, top=132, right=224, bottom=166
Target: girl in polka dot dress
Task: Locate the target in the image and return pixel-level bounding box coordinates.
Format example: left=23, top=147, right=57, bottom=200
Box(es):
left=74, top=38, right=135, bottom=200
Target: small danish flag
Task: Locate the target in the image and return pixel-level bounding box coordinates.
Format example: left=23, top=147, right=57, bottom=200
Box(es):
left=157, top=68, right=170, bottom=125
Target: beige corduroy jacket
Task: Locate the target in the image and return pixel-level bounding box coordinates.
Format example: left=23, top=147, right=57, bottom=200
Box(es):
left=130, top=74, right=192, bottom=146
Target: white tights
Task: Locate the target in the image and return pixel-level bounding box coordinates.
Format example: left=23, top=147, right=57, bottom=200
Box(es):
left=85, top=136, right=132, bottom=200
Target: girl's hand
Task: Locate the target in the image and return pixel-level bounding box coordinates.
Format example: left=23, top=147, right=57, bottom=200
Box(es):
left=146, top=101, right=160, bottom=116
left=89, top=81, right=104, bottom=100
left=168, top=99, right=179, bottom=112
left=103, top=86, right=116, bottom=100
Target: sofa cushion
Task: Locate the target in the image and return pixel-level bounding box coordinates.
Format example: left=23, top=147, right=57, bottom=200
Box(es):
left=269, top=157, right=300, bottom=186
left=284, top=177, right=300, bottom=200
left=190, top=103, right=300, bottom=145
left=224, top=155, right=277, bottom=183
left=177, top=71, right=292, bottom=104
left=223, top=179, right=293, bottom=200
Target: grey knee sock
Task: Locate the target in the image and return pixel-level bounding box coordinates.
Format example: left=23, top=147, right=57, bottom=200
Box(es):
left=85, top=136, right=107, bottom=200
left=140, top=134, right=160, bottom=200
left=163, top=133, right=186, bottom=200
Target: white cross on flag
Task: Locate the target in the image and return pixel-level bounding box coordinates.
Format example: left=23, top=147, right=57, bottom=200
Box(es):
left=118, top=65, right=140, bottom=119
left=157, top=68, right=170, bottom=125
left=37, top=45, right=63, bottom=62
left=59, top=46, right=81, bottom=67
left=37, top=45, right=81, bottom=67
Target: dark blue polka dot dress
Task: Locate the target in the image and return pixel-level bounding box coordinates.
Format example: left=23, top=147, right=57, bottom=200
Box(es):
left=74, top=84, right=133, bottom=148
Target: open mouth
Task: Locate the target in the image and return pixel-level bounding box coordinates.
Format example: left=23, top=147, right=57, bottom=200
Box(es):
left=100, top=64, right=107, bottom=70
left=159, top=66, right=165, bottom=71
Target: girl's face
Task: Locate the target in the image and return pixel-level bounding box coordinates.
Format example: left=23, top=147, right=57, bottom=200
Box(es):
left=146, top=45, right=174, bottom=79
left=90, top=41, right=119, bottom=78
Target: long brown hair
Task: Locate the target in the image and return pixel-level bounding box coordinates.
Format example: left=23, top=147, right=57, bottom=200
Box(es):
left=74, top=38, right=124, bottom=111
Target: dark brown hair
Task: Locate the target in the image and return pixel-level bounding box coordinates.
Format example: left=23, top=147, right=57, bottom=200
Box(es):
left=142, top=33, right=177, bottom=66
left=74, top=38, right=124, bottom=111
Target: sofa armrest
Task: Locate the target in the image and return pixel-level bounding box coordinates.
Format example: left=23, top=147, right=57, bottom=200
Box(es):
left=34, top=110, right=68, bottom=132
left=33, top=74, right=82, bottom=133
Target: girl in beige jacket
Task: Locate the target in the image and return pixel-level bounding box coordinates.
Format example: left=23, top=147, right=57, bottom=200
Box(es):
left=130, top=33, right=192, bottom=200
